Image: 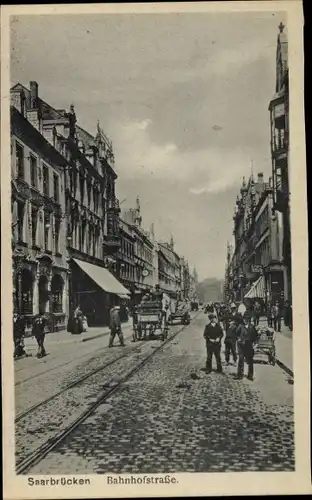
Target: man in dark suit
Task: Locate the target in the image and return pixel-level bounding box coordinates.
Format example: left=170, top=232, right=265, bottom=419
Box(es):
left=32, top=311, right=47, bottom=358
left=204, top=313, right=224, bottom=373
left=109, top=306, right=125, bottom=347
left=235, top=314, right=258, bottom=381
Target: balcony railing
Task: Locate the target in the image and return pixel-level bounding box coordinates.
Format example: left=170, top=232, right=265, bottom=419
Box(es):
left=272, top=131, right=288, bottom=154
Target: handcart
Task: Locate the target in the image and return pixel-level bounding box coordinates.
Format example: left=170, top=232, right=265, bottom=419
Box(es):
left=254, top=326, right=276, bottom=365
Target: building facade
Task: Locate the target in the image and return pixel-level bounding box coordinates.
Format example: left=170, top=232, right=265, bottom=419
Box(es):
left=121, top=199, right=156, bottom=293
left=229, top=172, right=285, bottom=305
left=11, top=100, right=69, bottom=333
left=158, top=239, right=181, bottom=296
left=116, top=218, right=136, bottom=292
left=11, top=81, right=128, bottom=327
left=269, top=22, right=291, bottom=302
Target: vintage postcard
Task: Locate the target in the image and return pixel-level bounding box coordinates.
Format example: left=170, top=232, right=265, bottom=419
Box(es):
left=1, top=1, right=310, bottom=498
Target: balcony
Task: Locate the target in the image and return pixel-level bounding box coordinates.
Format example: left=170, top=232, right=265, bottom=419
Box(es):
left=104, top=233, right=121, bottom=250
left=107, top=198, right=120, bottom=213
left=272, top=131, right=288, bottom=157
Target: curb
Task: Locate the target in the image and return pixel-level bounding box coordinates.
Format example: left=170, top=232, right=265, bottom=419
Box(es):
left=276, top=358, right=294, bottom=378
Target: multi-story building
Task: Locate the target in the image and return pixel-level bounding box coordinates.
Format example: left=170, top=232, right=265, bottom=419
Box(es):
left=10, top=96, right=69, bottom=333
left=121, top=198, right=156, bottom=293
left=231, top=172, right=285, bottom=305
left=158, top=238, right=181, bottom=296
left=268, top=22, right=291, bottom=302
left=11, top=81, right=129, bottom=327
left=116, top=217, right=136, bottom=293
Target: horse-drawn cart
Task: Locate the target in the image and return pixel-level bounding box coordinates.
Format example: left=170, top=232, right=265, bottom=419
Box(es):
left=133, top=300, right=168, bottom=342
left=168, top=302, right=190, bottom=325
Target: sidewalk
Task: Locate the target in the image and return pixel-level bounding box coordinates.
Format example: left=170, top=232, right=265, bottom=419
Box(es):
left=24, top=320, right=133, bottom=349
left=258, top=317, right=293, bottom=377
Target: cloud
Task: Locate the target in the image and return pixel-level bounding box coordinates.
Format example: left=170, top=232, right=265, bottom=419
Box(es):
left=112, top=117, right=256, bottom=195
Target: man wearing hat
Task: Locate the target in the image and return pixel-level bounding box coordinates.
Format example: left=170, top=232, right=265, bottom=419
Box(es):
left=203, top=312, right=224, bottom=373
left=235, top=314, right=258, bottom=380
left=108, top=305, right=125, bottom=348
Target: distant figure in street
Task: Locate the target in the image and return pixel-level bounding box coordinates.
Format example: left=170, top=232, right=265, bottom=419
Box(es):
left=267, top=302, right=274, bottom=328
left=224, top=318, right=238, bottom=365
left=203, top=312, right=224, bottom=373
left=142, top=292, right=151, bottom=303
left=109, top=306, right=125, bottom=347
left=253, top=300, right=261, bottom=326
left=283, top=300, right=290, bottom=327
left=235, top=315, right=258, bottom=381
left=238, top=301, right=247, bottom=317
left=272, top=301, right=282, bottom=332
left=32, top=311, right=47, bottom=358
left=152, top=284, right=163, bottom=304
left=82, top=315, right=88, bottom=332
left=72, top=305, right=83, bottom=334
left=13, top=312, right=27, bottom=358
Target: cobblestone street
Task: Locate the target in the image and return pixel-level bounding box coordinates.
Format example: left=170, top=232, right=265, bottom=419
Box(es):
left=18, top=312, right=294, bottom=474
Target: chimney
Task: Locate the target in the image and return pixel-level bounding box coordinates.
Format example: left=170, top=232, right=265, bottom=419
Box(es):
left=30, top=81, right=38, bottom=109
left=257, top=172, right=264, bottom=183
left=27, top=81, right=41, bottom=131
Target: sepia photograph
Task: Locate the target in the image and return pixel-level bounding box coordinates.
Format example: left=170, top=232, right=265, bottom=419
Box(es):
left=1, top=1, right=309, bottom=498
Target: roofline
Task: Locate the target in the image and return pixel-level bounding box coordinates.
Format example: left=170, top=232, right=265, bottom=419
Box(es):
left=11, top=105, right=68, bottom=168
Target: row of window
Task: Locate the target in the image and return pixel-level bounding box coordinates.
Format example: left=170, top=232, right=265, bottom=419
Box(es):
left=70, top=221, right=101, bottom=259
left=15, top=200, right=61, bottom=254
left=255, top=237, right=271, bottom=267
left=16, top=141, right=61, bottom=203
left=136, top=241, right=153, bottom=264
left=120, top=263, right=136, bottom=282
left=255, top=206, right=269, bottom=240
left=121, top=237, right=134, bottom=259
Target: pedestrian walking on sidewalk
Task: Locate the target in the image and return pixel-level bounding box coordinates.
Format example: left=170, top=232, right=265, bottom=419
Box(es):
left=72, top=305, right=84, bottom=334
left=254, top=300, right=261, bottom=326
left=109, top=306, right=125, bottom=347
left=13, top=312, right=27, bottom=358
left=272, top=301, right=281, bottom=332
left=224, top=318, right=238, bottom=365
left=204, top=313, right=224, bottom=373
left=235, top=315, right=258, bottom=381
left=32, top=312, right=47, bottom=358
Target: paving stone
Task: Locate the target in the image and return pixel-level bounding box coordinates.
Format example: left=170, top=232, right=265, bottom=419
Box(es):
left=18, top=313, right=294, bottom=474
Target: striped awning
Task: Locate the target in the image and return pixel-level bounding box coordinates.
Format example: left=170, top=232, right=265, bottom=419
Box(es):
left=244, top=275, right=266, bottom=299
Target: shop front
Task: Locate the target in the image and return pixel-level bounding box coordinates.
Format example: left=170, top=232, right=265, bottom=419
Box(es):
left=70, top=258, right=130, bottom=327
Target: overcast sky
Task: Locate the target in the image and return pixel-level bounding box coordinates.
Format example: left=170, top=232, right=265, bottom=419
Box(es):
left=10, top=11, right=286, bottom=281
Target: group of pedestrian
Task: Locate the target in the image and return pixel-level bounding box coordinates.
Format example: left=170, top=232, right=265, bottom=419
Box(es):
left=13, top=310, right=47, bottom=359
left=67, top=305, right=89, bottom=334
left=203, top=302, right=258, bottom=381
left=267, top=301, right=282, bottom=332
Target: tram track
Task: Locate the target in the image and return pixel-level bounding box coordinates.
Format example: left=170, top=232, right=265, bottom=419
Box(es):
left=15, top=339, right=145, bottom=422
left=14, top=328, right=132, bottom=386
left=16, top=314, right=199, bottom=474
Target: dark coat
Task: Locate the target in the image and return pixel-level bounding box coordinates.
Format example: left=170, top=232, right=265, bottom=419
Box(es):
left=13, top=315, right=26, bottom=340
left=32, top=315, right=46, bottom=337
left=110, top=308, right=121, bottom=330
left=237, top=323, right=258, bottom=347
left=204, top=323, right=224, bottom=344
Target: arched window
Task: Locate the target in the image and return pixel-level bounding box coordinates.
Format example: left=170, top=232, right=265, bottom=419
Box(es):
left=51, top=274, right=64, bottom=313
